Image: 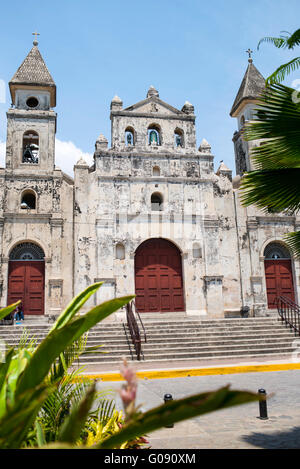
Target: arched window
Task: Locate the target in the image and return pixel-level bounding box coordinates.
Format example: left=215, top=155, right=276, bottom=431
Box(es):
left=148, top=124, right=161, bottom=146
left=9, top=242, right=45, bottom=260
left=264, top=242, right=291, bottom=260
left=125, top=127, right=135, bottom=146
left=22, top=131, right=39, bottom=164
left=116, top=243, right=125, bottom=260
left=174, top=128, right=184, bottom=148
left=153, top=166, right=160, bottom=176
left=240, top=115, right=245, bottom=128
left=21, top=190, right=36, bottom=210
left=151, top=192, right=163, bottom=211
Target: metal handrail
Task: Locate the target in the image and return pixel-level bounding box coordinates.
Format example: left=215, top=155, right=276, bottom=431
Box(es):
left=276, top=296, right=300, bottom=335
left=132, top=300, right=147, bottom=344
left=126, top=301, right=144, bottom=360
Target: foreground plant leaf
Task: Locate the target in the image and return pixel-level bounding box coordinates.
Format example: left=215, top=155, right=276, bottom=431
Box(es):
left=51, top=282, right=104, bottom=331
left=58, top=383, right=96, bottom=444
left=96, top=386, right=259, bottom=449
left=0, top=301, right=20, bottom=321
left=0, top=384, right=50, bottom=449
left=16, top=295, right=134, bottom=397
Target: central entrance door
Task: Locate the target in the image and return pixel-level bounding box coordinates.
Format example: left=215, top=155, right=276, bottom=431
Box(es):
left=7, top=243, right=45, bottom=316
left=135, top=238, right=185, bottom=313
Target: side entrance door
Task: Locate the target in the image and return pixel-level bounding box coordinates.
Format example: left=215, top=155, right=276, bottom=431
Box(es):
left=265, top=259, right=295, bottom=309
left=7, top=261, right=45, bottom=315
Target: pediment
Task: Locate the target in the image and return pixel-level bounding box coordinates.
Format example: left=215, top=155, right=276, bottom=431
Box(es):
left=124, top=96, right=184, bottom=116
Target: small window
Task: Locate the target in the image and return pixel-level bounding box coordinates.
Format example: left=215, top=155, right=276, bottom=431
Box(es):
left=26, top=97, right=39, bottom=108
left=151, top=192, right=163, bottom=211
left=22, top=131, right=39, bottom=164
left=125, top=127, right=135, bottom=146
left=116, top=243, right=125, bottom=260
left=192, top=243, right=202, bottom=259
left=148, top=124, right=161, bottom=146
left=21, top=190, right=36, bottom=210
left=174, top=128, right=184, bottom=148
left=153, top=166, right=160, bottom=176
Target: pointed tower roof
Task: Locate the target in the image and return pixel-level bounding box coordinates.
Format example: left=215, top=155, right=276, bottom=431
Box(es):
left=9, top=42, right=56, bottom=107
left=230, top=58, right=265, bottom=117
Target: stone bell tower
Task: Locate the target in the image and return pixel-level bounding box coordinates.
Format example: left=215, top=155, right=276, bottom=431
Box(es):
left=6, top=37, right=56, bottom=173
left=230, top=51, right=265, bottom=176
left=0, top=38, right=74, bottom=317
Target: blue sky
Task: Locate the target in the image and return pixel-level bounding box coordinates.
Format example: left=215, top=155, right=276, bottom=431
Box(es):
left=0, top=0, right=299, bottom=175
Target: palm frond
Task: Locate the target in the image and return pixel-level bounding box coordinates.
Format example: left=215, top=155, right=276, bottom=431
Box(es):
left=258, top=35, right=288, bottom=50
left=266, top=57, right=300, bottom=84
left=285, top=231, right=300, bottom=258
left=258, top=29, right=300, bottom=50
left=240, top=168, right=300, bottom=213
left=242, top=84, right=300, bottom=169
left=286, top=29, right=300, bottom=49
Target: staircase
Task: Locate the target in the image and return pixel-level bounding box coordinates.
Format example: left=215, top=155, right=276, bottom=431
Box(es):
left=0, top=316, right=298, bottom=367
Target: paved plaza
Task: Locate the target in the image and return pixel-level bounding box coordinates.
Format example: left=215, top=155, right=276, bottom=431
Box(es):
left=96, top=369, right=300, bottom=449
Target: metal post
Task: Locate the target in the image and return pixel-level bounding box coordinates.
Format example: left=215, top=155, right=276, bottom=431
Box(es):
left=164, top=394, right=174, bottom=428
left=258, top=389, right=268, bottom=420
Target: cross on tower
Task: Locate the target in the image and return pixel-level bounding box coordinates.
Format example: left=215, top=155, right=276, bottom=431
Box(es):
left=32, top=31, right=40, bottom=45
left=246, top=48, right=253, bottom=62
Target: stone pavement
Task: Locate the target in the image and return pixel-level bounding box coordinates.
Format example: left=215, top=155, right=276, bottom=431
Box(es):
left=96, top=369, right=300, bottom=449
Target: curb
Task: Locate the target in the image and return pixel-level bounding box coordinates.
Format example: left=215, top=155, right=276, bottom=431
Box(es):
left=79, top=362, right=300, bottom=381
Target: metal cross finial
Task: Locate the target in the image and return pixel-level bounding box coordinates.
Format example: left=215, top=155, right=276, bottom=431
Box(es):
left=32, top=31, right=40, bottom=45
left=246, top=48, right=253, bottom=62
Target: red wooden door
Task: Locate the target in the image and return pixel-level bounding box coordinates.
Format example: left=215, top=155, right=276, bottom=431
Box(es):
left=135, top=239, right=185, bottom=313
left=7, top=261, right=45, bottom=315
left=265, top=259, right=295, bottom=308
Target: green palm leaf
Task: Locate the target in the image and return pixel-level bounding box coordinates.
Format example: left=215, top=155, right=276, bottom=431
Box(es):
left=285, top=231, right=300, bottom=258
left=240, top=168, right=300, bottom=212
left=266, top=57, right=300, bottom=84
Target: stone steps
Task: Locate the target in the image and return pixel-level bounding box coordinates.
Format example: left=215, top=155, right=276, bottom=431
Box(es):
left=0, top=316, right=296, bottom=367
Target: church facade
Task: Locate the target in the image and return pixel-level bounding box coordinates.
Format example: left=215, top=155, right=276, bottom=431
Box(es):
left=0, top=42, right=299, bottom=319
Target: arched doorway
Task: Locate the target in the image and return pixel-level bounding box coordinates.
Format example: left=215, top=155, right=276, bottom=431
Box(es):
left=7, top=242, right=45, bottom=315
left=264, top=242, right=295, bottom=308
left=135, top=238, right=185, bottom=313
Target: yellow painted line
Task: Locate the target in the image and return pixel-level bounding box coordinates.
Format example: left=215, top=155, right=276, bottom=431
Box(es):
left=78, top=362, right=300, bottom=381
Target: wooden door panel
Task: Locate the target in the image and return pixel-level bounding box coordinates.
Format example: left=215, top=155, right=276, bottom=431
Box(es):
left=7, top=261, right=45, bottom=316
left=135, top=239, right=185, bottom=313
left=265, top=260, right=295, bottom=308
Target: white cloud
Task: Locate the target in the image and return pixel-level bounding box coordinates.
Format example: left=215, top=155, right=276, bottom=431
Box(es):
left=54, top=138, right=93, bottom=176
left=0, top=139, right=93, bottom=177
left=0, top=140, right=5, bottom=168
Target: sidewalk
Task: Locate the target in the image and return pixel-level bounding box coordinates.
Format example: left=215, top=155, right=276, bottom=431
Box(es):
left=79, top=354, right=300, bottom=380
left=94, top=367, right=300, bottom=449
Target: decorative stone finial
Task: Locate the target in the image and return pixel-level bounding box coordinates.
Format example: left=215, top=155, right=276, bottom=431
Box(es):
left=75, top=157, right=88, bottom=166
left=181, top=101, right=194, bottom=114
left=110, top=95, right=123, bottom=110
left=198, top=138, right=211, bottom=153
left=147, top=86, right=159, bottom=98
left=95, top=134, right=108, bottom=150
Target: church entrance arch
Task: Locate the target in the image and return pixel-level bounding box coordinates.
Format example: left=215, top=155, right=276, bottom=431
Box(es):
left=264, top=242, right=295, bottom=309
left=7, top=242, right=45, bottom=315
left=135, top=238, right=185, bottom=313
